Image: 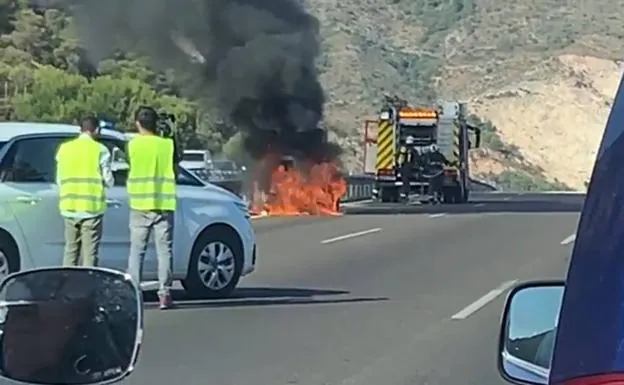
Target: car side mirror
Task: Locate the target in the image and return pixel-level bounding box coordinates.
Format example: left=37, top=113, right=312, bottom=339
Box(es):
left=112, top=168, right=128, bottom=186
left=498, top=281, right=564, bottom=385
left=0, top=267, right=143, bottom=385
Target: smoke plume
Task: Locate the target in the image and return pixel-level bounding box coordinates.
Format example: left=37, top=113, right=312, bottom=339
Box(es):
left=64, top=0, right=339, bottom=161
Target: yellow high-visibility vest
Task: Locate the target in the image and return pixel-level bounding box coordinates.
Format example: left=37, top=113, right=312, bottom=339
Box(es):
left=127, top=135, right=176, bottom=211
left=397, top=146, right=412, bottom=165
left=57, top=137, right=106, bottom=214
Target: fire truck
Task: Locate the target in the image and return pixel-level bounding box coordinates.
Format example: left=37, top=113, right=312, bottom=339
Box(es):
left=363, top=97, right=481, bottom=203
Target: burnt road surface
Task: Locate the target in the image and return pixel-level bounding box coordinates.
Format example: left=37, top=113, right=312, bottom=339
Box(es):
left=126, top=192, right=582, bottom=385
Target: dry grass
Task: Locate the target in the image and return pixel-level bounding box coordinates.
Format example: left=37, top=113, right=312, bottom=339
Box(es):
left=308, top=0, right=623, bottom=189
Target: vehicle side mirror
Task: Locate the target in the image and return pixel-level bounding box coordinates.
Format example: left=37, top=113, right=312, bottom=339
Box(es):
left=0, top=267, right=143, bottom=385
left=112, top=168, right=128, bottom=186
left=498, top=281, right=564, bottom=385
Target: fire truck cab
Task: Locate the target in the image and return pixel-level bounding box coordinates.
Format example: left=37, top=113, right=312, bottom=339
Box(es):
left=363, top=99, right=481, bottom=203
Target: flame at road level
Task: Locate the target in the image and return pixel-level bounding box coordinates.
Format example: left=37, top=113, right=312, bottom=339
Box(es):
left=251, top=157, right=347, bottom=216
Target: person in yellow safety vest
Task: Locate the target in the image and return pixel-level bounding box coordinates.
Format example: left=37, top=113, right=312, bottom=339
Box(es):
left=55, top=116, right=114, bottom=267
left=126, top=106, right=177, bottom=310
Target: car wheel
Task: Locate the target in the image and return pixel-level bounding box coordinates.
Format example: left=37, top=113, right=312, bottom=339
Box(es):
left=182, top=226, right=243, bottom=299
left=0, top=233, right=19, bottom=281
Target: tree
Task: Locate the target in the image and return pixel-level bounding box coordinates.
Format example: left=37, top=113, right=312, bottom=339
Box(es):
left=9, top=65, right=193, bottom=128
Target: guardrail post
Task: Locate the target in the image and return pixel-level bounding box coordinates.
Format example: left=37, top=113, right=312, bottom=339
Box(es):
left=341, top=174, right=375, bottom=203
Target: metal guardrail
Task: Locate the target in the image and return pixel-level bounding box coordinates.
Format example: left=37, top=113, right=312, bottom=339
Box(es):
left=226, top=171, right=498, bottom=205
left=468, top=178, right=498, bottom=192
left=236, top=172, right=376, bottom=204
left=341, top=174, right=375, bottom=202
left=340, top=174, right=499, bottom=202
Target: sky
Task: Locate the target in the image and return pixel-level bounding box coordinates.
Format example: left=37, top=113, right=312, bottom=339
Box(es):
left=508, top=286, right=564, bottom=340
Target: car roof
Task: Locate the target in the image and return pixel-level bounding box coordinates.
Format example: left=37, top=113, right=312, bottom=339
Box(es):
left=0, top=122, right=127, bottom=141
left=550, top=73, right=624, bottom=381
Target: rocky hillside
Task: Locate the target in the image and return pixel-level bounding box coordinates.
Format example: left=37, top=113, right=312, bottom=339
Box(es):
left=308, top=0, right=622, bottom=191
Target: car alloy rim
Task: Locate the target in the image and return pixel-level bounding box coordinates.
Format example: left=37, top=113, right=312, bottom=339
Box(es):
left=197, top=241, right=235, bottom=290
left=0, top=251, right=10, bottom=280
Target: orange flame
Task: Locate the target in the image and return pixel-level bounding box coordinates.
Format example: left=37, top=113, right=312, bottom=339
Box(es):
left=250, top=155, right=347, bottom=216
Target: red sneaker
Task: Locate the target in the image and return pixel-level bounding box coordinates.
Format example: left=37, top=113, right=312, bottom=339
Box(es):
left=159, top=294, right=174, bottom=310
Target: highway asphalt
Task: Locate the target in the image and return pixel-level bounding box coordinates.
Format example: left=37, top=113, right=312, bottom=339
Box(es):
left=126, top=192, right=582, bottom=385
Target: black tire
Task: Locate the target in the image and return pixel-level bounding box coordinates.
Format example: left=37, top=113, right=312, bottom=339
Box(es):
left=392, top=188, right=400, bottom=203
left=182, top=226, right=244, bottom=299
left=443, top=184, right=464, bottom=204
left=0, top=232, right=19, bottom=277
left=454, top=184, right=464, bottom=203
left=462, top=187, right=470, bottom=203
left=442, top=186, right=454, bottom=203
left=381, top=188, right=392, bottom=203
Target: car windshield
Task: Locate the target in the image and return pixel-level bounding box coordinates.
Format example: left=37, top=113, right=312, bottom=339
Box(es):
left=189, top=168, right=210, bottom=181
left=182, top=153, right=204, bottom=162
left=97, top=136, right=205, bottom=187
left=208, top=160, right=237, bottom=171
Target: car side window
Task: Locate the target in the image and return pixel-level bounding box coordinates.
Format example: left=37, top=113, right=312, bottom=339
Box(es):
left=97, top=137, right=204, bottom=187
left=97, top=138, right=129, bottom=186
left=0, top=137, right=69, bottom=183
left=176, top=168, right=204, bottom=187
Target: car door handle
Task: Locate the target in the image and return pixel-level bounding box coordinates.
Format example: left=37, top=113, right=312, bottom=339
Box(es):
left=106, top=199, right=123, bottom=207
left=15, top=195, right=41, bottom=204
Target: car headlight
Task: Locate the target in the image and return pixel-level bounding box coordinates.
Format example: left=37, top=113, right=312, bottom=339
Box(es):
left=234, top=201, right=250, bottom=218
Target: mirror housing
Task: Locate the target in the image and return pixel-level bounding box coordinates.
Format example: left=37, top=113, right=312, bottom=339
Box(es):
left=498, top=280, right=564, bottom=385
left=0, top=267, right=143, bottom=385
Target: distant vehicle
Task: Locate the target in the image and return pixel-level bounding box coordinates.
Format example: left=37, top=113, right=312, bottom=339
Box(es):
left=186, top=166, right=211, bottom=182
left=363, top=99, right=481, bottom=203
left=180, top=149, right=211, bottom=171
left=0, top=123, right=257, bottom=298
left=206, top=159, right=245, bottom=198
left=207, top=159, right=243, bottom=182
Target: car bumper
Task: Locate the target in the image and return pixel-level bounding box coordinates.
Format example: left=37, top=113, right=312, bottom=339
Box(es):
left=240, top=221, right=257, bottom=276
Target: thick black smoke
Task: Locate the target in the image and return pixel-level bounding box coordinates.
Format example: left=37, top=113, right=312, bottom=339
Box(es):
left=63, top=0, right=339, bottom=161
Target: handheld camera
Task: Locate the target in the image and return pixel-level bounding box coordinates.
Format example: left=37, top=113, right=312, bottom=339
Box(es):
left=156, top=112, right=176, bottom=139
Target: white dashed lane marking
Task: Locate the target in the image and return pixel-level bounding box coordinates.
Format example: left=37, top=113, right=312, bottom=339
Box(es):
left=321, top=228, right=382, bottom=244
left=560, top=233, right=576, bottom=245
left=451, top=280, right=518, bottom=320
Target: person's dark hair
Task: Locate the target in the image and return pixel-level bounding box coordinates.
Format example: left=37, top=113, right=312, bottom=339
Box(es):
left=134, top=106, right=158, bottom=132
left=80, top=116, right=100, bottom=133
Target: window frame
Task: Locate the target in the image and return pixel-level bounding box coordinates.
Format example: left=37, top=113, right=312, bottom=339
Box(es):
left=96, top=136, right=206, bottom=187
left=0, top=133, right=207, bottom=187
left=0, top=133, right=77, bottom=184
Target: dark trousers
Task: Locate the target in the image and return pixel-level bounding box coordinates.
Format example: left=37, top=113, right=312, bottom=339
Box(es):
left=400, top=163, right=411, bottom=197
left=429, top=173, right=444, bottom=200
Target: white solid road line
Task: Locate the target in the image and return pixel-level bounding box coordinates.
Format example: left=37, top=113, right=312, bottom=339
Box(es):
left=321, top=228, right=382, bottom=244
left=560, top=233, right=576, bottom=245
left=451, top=280, right=518, bottom=320
left=428, top=213, right=446, bottom=218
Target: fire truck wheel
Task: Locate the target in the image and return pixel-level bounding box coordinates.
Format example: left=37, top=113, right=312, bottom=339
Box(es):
left=182, top=225, right=244, bottom=299
left=453, top=185, right=464, bottom=203
left=442, top=185, right=463, bottom=204
left=381, top=188, right=397, bottom=203
left=442, top=187, right=454, bottom=203
left=462, top=188, right=470, bottom=203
